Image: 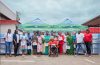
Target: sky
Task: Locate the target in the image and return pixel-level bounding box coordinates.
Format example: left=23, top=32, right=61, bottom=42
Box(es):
left=1, top=0, right=100, bottom=25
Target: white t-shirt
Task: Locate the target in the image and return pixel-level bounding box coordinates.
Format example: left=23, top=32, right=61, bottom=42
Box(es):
left=41, top=35, right=44, bottom=39
left=32, top=42, right=37, bottom=45
left=5, top=33, right=13, bottom=42
left=16, top=34, right=20, bottom=43
left=58, top=35, right=63, bottom=41
left=64, top=34, right=67, bottom=42
left=76, top=33, right=84, bottom=43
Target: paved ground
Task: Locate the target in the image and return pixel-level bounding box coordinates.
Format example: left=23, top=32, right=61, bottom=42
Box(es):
left=0, top=55, right=100, bottom=65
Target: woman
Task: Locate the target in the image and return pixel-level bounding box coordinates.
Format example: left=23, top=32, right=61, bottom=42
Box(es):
left=63, top=32, right=68, bottom=54
left=58, top=32, right=64, bottom=55
left=66, top=32, right=74, bottom=55
left=13, top=30, right=20, bottom=56
left=48, top=38, right=58, bottom=56
left=84, top=29, right=92, bottom=57
left=4, top=29, right=13, bottom=57
left=20, top=32, right=28, bottom=56
left=40, top=32, right=45, bottom=53
left=37, top=32, right=43, bottom=55
left=44, top=32, right=50, bottom=55
left=72, top=32, right=76, bottom=54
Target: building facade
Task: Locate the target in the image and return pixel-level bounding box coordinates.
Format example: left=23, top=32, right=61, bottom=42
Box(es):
left=82, top=15, right=100, bottom=54
left=82, top=15, right=100, bottom=33
left=0, top=1, right=20, bottom=34
left=0, top=1, right=16, bottom=20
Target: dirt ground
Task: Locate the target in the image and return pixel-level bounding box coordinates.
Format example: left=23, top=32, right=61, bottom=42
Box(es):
left=0, top=55, right=100, bottom=65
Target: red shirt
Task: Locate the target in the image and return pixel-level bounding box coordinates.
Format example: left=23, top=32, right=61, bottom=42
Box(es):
left=84, top=33, right=92, bottom=43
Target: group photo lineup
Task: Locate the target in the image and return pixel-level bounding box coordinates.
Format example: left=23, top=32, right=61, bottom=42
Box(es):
left=0, top=0, right=100, bottom=65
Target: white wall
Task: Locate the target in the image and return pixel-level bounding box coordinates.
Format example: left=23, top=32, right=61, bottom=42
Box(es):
left=0, top=1, right=16, bottom=20
left=0, top=24, right=16, bottom=34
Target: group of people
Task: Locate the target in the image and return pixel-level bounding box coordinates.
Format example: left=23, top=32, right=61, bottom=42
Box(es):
left=4, top=29, right=92, bottom=57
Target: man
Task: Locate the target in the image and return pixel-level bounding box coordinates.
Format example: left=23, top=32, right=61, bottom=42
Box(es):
left=76, top=31, right=85, bottom=55
left=27, top=32, right=32, bottom=55
left=13, top=30, right=20, bottom=56
left=84, top=29, right=92, bottom=57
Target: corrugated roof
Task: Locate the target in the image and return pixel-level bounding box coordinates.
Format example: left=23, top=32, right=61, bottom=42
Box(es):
left=82, top=15, right=100, bottom=27
left=0, top=20, right=21, bottom=24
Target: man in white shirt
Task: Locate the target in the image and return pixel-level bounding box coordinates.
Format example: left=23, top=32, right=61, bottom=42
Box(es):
left=76, top=31, right=86, bottom=55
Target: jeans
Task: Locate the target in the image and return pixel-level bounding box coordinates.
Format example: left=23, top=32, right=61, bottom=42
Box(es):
left=76, top=43, right=86, bottom=54
left=5, top=42, right=13, bottom=55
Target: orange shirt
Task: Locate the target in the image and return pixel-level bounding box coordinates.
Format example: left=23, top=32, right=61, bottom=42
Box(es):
left=49, top=40, right=58, bottom=45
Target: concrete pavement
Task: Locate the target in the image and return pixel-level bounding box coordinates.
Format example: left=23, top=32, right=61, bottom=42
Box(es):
left=0, top=55, right=100, bottom=65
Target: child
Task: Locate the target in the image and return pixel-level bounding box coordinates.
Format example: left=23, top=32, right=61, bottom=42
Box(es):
left=20, top=32, right=27, bottom=56
left=27, top=38, right=32, bottom=55
left=32, top=32, right=38, bottom=55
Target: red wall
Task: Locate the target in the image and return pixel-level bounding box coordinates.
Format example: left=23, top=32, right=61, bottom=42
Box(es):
left=89, top=27, right=100, bottom=33
left=81, top=27, right=100, bottom=33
